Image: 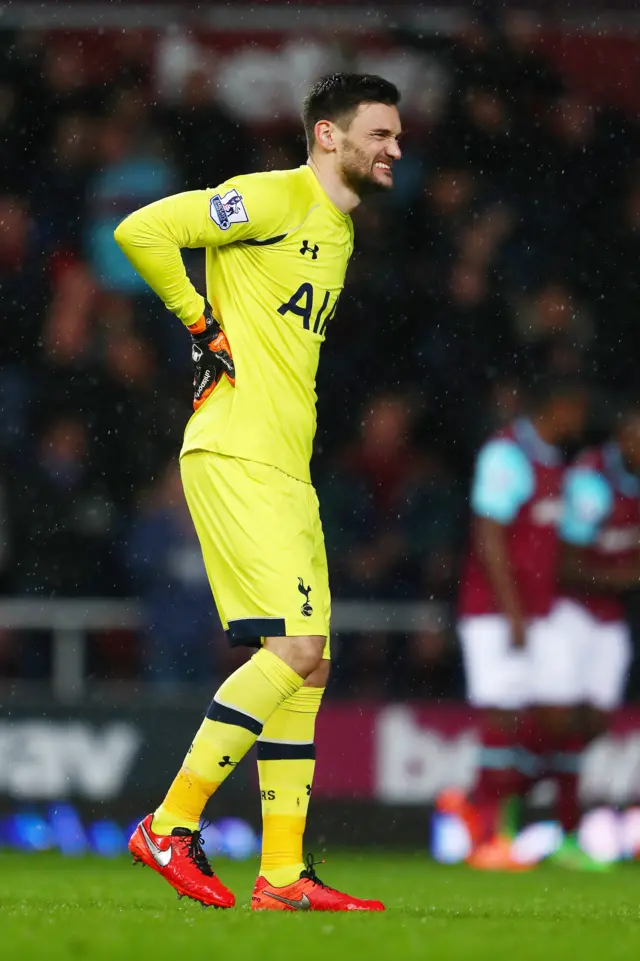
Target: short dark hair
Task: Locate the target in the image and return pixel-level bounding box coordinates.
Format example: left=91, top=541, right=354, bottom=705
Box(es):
left=302, top=73, right=400, bottom=151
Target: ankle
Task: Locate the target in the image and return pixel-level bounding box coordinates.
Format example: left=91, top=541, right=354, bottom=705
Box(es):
left=261, top=863, right=305, bottom=887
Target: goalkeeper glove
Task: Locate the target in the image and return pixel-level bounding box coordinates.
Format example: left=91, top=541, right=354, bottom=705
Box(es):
left=188, top=301, right=235, bottom=411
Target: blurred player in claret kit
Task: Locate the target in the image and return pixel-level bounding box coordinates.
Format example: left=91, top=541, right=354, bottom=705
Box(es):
left=545, top=399, right=640, bottom=868
left=114, top=73, right=401, bottom=911
left=440, top=376, right=589, bottom=870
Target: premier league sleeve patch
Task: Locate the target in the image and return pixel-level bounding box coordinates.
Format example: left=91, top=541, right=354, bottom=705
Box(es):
left=209, top=189, right=249, bottom=231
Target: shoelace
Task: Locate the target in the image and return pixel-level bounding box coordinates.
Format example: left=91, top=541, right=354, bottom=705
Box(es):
left=300, top=853, right=330, bottom=889
left=184, top=830, right=214, bottom=877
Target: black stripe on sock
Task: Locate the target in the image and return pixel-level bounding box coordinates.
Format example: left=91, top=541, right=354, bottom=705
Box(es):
left=257, top=741, right=316, bottom=761
left=206, top=700, right=263, bottom=736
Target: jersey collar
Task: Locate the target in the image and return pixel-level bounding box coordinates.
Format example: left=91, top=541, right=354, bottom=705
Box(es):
left=514, top=418, right=562, bottom=467
left=303, top=164, right=352, bottom=223
left=603, top=442, right=640, bottom=497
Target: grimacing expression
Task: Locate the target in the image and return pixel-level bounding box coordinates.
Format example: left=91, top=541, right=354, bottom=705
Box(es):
left=334, top=102, right=402, bottom=196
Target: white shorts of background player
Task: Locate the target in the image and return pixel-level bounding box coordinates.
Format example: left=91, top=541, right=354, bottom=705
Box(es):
left=537, top=598, right=632, bottom=711
left=459, top=615, right=550, bottom=710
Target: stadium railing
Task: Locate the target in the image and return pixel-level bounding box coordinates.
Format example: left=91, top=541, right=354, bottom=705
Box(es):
left=0, top=598, right=448, bottom=702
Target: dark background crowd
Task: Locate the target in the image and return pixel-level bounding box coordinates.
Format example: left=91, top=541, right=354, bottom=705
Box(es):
left=1, top=10, right=639, bottom=698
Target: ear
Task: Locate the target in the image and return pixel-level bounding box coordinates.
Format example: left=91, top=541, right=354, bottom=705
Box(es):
left=313, top=119, right=337, bottom=153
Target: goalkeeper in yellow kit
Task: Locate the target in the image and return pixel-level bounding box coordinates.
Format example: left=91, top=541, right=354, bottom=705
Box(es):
left=117, top=73, right=402, bottom=912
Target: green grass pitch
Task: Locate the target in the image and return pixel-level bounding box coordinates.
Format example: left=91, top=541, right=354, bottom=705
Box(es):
left=2, top=850, right=640, bottom=961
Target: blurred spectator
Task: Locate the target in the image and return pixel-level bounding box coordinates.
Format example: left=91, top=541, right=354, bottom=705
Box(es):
left=112, top=31, right=152, bottom=90
left=401, top=446, right=464, bottom=599
left=40, top=259, right=96, bottom=369
left=419, top=260, right=514, bottom=414
left=346, top=395, right=424, bottom=513
left=321, top=395, right=419, bottom=600
left=110, top=84, right=154, bottom=138
left=257, top=135, right=306, bottom=174
left=511, top=279, right=594, bottom=350
left=406, top=166, right=479, bottom=292
left=33, top=112, right=96, bottom=253
left=159, top=65, right=254, bottom=189
left=85, top=119, right=175, bottom=292
left=42, top=42, right=98, bottom=117
left=530, top=95, right=625, bottom=278
left=318, top=394, right=450, bottom=695
left=594, top=168, right=640, bottom=387
left=8, top=414, right=117, bottom=596
left=469, top=374, right=526, bottom=453
left=348, top=203, right=405, bottom=307
left=0, top=468, right=9, bottom=593
left=0, top=194, right=50, bottom=457
left=496, top=10, right=564, bottom=111
left=321, top=394, right=443, bottom=694
left=0, top=194, right=47, bottom=364
left=87, top=298, right=186, bottom=508
left=0, top=31, right=43, bottom=192
left=445, top=84, right=519, bottom=192
left=125, top=462, right=219, bottom=694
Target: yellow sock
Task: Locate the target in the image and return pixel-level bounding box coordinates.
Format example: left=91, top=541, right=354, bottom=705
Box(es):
left=257, top=685, right=324, bottom=886
left=153, top=649, right=303, bottom=835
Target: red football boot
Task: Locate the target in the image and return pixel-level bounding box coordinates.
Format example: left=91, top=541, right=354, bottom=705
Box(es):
left=251, top=855, right=385, bottom=912
left=466, top=835, right=532, bottom=872
left=129, top=814, right=235, bottom=908
left=435, top=788, right=483, bottom=848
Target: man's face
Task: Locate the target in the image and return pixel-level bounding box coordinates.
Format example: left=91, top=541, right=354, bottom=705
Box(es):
left=554, top=392, right=589, bottom=442
left=333, top=102, right=402, bottom=196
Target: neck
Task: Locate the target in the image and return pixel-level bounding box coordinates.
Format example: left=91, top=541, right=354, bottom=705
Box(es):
left=306, top=155, right=361, bottom=214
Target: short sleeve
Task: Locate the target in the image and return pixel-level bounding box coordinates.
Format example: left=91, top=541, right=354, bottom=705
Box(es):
left=471, top=439, right=534, bottom=524
left=560, top=467, right=613, bottom=545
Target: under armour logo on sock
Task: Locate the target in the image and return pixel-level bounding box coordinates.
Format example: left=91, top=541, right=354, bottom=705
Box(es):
left=218, top=756, right=238, bottom=768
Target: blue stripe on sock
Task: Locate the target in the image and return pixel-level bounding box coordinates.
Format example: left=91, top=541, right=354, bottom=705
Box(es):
left=550, top=751, right=582, bottom=774
left=478, top=746, right=518, bottom=770
left=514, top=747, right=542, bottom=778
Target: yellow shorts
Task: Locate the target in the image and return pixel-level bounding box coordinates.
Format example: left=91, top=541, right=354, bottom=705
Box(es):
left=180, top=451, right=330, bottom=657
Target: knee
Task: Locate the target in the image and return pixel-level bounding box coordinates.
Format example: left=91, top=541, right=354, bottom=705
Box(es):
left=285, top=637, right=325, bottom=678
left=536, top=706, right=574, bottom=737
left=584, top=706, right=609, bottom=742
left=265, top=635, right=325, bottom=679
left=484, top=708, right=519, bottom=736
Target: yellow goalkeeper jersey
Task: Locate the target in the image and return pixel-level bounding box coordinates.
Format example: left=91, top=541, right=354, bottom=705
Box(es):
left=114, top=165, right=354, bottom=482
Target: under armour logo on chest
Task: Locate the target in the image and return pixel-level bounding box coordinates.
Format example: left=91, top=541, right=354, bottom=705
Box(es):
left=300, top=240, right=319, bottom=259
